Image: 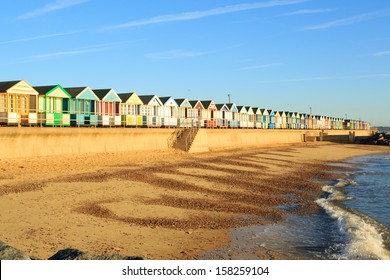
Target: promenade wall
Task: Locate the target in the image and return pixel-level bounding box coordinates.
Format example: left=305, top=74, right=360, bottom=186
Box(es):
left=189, top=129, right=373, bottom=153
left=0, top=127, right=373, bottom=158
left=0, top=127, right=174, bottom=159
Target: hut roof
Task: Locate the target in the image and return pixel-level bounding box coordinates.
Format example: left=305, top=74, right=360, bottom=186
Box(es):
left=189, top=100, right=200, bottom=107
left=0, top=80, right=22, bottom=92
left=174, top=98, right=186, bottom=105
left=63, top=87, right=87, bottom=98
left=33, top=85, right=58, bottom=95
left=118, top=92, right=136, bottom=102
left=215, top=103, right=227, bottom=110
left=138, top=95, right=155, bottom=104
left=200, top=100, right=213, bottom=109
left=93, top=89, right=112, bottom=99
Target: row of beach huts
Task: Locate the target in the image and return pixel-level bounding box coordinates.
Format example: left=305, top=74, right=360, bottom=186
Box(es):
left=0, top=80, right=370, bottom=130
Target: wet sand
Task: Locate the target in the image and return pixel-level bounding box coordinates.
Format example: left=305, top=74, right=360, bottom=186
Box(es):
left=0, top=142, right=389, bottom=260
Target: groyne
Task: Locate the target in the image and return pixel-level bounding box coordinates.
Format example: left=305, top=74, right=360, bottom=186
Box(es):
left=0, top=127, right=374, bottom=159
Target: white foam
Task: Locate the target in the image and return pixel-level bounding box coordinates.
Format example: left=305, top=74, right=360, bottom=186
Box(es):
left=334, top=179, right=358, bottom=188
left=317, top=186, right=390, bottom=260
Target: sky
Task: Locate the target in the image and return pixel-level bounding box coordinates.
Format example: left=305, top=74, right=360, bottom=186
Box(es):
left=1, top=0, right=389, bottom=126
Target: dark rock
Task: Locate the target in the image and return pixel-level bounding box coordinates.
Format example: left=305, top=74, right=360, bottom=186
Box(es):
left=48, top=248, right=144, bottom=260
left=0, top=241, right=143, bottom=260
left=0, top=241, right=34, bottom=260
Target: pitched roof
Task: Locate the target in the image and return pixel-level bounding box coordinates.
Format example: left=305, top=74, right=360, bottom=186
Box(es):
left=93, top=89, right=112, bottom=100
left=33, top=85, right=58, bottom=95
left=138, top=95, right=156, bottom=104
left=200, top=100, right=213, bottom=109
left=0, top=80, right=22, bottom=92
left=63, top=87, right=88, bottom=98
left=159, top=97, right=171, bottom=104
left=215, top=103, right=227, bottom=110
left=175, top=98, right=190, bottom=106
left=118, top=92, right=136, bottom=102
left=189, top=100, right=200, bottom=107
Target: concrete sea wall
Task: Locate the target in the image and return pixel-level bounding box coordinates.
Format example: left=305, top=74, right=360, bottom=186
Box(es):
left=189, top=129, right=374, bottom=153
left=0, top=127, right=174, bottom=159
left=0, top=127, right=374, bottom=159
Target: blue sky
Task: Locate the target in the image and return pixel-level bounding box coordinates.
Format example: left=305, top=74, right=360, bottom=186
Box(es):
left=1, top=0, right=389, bottom=126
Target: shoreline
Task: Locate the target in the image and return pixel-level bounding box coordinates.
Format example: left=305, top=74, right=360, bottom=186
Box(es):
left=0, top=143, right=389, bottom=260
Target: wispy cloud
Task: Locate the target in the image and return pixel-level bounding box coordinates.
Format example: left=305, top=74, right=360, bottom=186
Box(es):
left=104, top=0, right=308, bottom=30
left=146, top=44, right=242, bottom=60
left=258, top=73, right=390, bottom=83
left=374, top=50, right=390, bottom=57
left=146, top=50, right=207, bottom=60
left=29, top=41, right=131, bottom=61
left=239, top=63, right=284, bottom=71
left=17, top=0, right=90, bottom=20
left=304, top=10, right=390, bottom=30
left=280, top=8, right=335, bottom=16
left=0, top=30, right=82, bottom=45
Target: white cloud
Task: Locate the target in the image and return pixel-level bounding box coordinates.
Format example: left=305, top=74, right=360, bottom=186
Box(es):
left=29, top=41, right=130, bottom=61
left=0, top=31, right=82, bottom=45
left=258, top=74, right=390, bottom=83
left=374, top=50, right=390, bottom=57
left=146, top=50, right=207, bottom=60
left=104, top=0, right=308, bottom=30
left=239, top=63, right=284, bottom=71
left=281, top=9, right=335, bottom=16
left=146, top=44, right=242, bottom=60
left=17, top=0, right=90, bottom=20
left=304, top=10, right=390, bottom=30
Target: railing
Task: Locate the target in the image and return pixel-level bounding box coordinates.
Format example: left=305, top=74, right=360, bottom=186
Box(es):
left=184, top=126, right=200, bottom=152
left=167, top=119, right=187, bottom=148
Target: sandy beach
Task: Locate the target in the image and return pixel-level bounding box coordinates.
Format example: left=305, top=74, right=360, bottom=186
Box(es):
left=0, top=142, right=389, bottom=260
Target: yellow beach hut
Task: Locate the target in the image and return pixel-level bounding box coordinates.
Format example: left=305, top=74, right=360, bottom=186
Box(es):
left=0, top=80, right=38, bottom=125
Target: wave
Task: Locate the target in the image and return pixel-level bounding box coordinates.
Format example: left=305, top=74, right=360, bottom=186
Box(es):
left=317, top=180, right=390, bottom=260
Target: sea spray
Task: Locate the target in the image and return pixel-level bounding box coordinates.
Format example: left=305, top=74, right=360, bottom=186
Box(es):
left=317, top=179, right=390, bottom=260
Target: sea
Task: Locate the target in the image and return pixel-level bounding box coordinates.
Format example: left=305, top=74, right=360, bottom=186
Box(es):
left=201, top=153, right=390, bottom=260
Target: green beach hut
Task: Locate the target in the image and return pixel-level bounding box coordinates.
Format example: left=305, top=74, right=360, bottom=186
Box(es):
left=34, top=85, right=71, bottom=126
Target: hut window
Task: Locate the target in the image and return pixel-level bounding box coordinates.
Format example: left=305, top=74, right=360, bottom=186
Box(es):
left=85, top=100, right=90, bottom=114
left=21, top=96, right=28, bottom=113
left=9, top=95, right=15, bottom=112
left=0, top=95, right=5, bottom=112
left=55, top=98, right=62, bottom=113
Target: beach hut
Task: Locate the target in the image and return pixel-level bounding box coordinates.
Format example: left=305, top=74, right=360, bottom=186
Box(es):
left=175, top=98, right=196, bottom=127
left=274, top=111, right=282, bottom=129
left=268, top=110, right=275, bottom=129
left=189, top=100, right=203, bottom=127
left=119, top=92, right=143, bottom=127
left=329, top=117, right=335, bottom=130
left=300, top=114, right=306, bottom=129
left=291, top=112, right=301, bottom=129
left=260, top=109, right=269, bottom=129
left=252, top=107, right=261, bottom=128
left=159, top=97, right=178, bottom=127
left=64, top=86, right=99, bottom=126
left=139, top=95, right=163, bottom=127
left=215, top=104, right=229, bottom=127
left=199, top=100, right=217, bottom=128
left=34, top=85, right=71, bottom=126
left=245, top=106, right=255, bottom=128
left=93, top=89, right=122, bottom=126
left=225, top=103, right=238, bottom=128
left=0, top=80, right=38, bottom=125
left=285, top=112, right=295, bottom=129
left=237, top=106, right=248, bottom=128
